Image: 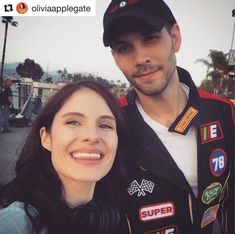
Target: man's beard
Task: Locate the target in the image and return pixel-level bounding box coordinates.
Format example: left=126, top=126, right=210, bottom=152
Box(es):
left=125, top=49, right=177, bottom=97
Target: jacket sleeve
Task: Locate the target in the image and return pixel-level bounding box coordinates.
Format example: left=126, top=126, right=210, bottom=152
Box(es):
left=0, top=205, right=34, bottom=234
left=220, top=102, right=234, bottom=234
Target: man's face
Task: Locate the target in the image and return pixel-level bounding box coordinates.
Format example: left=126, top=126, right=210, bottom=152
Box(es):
left=111, top=24, right=181, bottom=96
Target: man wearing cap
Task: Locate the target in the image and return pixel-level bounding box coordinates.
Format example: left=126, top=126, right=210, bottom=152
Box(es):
left=102, top=0, right=234, bottom=233
left=0, top=78, right=13, bottom=133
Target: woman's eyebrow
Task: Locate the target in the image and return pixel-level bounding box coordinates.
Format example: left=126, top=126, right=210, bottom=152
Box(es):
left=61, top=113, right=115, bottom=121
left=99, top=115, right=116, bottom=122
left=61, top=112, right=85, bottom=118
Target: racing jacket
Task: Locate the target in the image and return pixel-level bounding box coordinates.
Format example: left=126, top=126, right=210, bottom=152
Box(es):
left=119, top=67, right=234, bottom=234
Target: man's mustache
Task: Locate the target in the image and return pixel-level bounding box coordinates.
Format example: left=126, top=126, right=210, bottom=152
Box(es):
left=131, top=64, right=162, bottom=78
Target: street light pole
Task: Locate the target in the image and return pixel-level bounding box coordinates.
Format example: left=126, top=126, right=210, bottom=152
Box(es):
left=0, top=19, right=9, bottom=89
left=231, top=9, right=235, bottom=50
left=0, top=17, right=18, bottom=89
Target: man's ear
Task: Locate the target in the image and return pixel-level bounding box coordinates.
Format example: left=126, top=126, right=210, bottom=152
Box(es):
left=171, top=24, right=181, bottom=52
left=40, top=127, right=52, bottom=152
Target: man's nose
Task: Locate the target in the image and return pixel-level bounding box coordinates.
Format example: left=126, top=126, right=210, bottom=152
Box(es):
left=133, top=45, right=151, bottom=67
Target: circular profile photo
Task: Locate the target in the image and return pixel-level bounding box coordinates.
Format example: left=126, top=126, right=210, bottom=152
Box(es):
left=16, top=2, right=28, bottom=14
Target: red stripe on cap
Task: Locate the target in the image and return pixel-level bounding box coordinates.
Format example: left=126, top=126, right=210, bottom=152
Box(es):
left=128, top=0, right=140, bottom=4
left=110, top=4, right=119, bottom=13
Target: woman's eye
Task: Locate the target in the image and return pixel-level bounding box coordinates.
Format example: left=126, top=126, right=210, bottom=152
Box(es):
left=66, top=120, right=80, bottom=126
left=99, top=124, right=113, bottom=129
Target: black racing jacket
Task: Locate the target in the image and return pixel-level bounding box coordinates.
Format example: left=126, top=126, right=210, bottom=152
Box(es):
left=119, top=67, right=234, bottom=234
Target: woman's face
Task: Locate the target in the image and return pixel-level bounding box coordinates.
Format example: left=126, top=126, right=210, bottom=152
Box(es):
left=40, top=87, right=118, bottom=186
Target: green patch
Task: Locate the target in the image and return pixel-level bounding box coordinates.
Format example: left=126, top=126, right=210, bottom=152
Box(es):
left=202, top=182, right=222, bottom=204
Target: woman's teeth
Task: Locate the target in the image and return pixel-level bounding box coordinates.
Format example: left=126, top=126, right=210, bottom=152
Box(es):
left=71, top=152, right=101, bottom=159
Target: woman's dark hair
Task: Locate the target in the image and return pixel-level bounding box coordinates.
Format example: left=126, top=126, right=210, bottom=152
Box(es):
left=0, top=80, right=129, bottom=234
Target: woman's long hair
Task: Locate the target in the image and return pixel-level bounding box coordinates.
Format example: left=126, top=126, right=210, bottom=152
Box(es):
left=0, top=80, right=129, bottom=233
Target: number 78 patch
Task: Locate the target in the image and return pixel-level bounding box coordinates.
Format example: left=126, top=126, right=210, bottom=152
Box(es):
left=209, top=148, right=227, bottom=177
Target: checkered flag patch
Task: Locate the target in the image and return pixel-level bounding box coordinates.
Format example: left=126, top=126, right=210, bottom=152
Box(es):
left=127, top=179, right=155, bottom=197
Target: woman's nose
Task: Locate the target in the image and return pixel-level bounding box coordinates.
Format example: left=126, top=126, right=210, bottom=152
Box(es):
left=81, top=127, right=100, bottom=144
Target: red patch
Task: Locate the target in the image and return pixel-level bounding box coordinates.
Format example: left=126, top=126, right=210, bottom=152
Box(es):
left=139, top=202, right=175, bottom=222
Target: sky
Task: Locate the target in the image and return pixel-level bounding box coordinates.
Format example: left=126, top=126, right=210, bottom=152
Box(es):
left=0, top=0, right=234, bottom=86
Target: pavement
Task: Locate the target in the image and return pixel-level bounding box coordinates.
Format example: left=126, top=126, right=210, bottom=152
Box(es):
left=0, top=123, right=31, bottom=186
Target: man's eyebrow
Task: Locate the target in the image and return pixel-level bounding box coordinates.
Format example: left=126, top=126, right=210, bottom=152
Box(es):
left=111, top=40, right=128, bottom=48
left=142, top=30, right=161, bottom=36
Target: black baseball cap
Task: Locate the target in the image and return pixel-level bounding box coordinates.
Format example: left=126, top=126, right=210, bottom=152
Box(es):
left=103, top=0, right=177, bottom=47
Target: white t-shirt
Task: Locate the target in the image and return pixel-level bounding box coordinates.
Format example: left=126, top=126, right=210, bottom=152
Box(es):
left=136, top=83, right=198, bottom=197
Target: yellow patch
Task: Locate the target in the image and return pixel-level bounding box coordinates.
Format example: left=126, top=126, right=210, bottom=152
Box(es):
left=175, top=107, right=198, bottom=133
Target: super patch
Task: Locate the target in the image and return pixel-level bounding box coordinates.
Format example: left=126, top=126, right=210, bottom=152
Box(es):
left=139, top=202, right=175, bottom=222
left=209, top=149, right=227, bottom=177
left=200, top=121, right=223, bottom=144
left=202, top=182, right=222, bottom=204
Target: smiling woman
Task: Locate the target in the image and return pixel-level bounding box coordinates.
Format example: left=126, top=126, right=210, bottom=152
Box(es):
left=0, top=81, right=130, bottom=234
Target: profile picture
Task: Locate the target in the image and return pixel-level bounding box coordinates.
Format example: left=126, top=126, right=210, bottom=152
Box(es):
left=16, top=2, right=28, bottom=14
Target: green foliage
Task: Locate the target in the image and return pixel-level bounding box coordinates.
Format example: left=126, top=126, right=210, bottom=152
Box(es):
left=72, top=72, right=130, bottom=97
left=199, top=79, right=214, bottom=93
left=45, top=77, right=52, bottom=83
left=197, top=50, right=235, bottom=97
left=16, top=58, right=44, bottom=81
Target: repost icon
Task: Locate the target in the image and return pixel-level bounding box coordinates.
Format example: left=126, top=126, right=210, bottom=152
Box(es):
left=16, top=2, right=28, bottom=14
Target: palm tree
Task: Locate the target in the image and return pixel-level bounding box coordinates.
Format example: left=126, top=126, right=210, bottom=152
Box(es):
left=56, top=69, right=62, bottom=82
left=196, top=50, right=234, bottom=96
left=0, top=17, right=18, bottom=88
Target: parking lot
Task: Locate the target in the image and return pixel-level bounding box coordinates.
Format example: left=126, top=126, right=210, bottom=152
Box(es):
left=0, top=125, right=31, bottom=185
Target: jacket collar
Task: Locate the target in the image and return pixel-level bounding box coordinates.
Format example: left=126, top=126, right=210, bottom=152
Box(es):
left=120, top=67, right=199, bottom=193
left=124, top=66, right=200, bottom=135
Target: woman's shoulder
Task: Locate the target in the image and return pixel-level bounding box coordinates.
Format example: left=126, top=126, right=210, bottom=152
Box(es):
left=0, top=201, right=37, bottom=233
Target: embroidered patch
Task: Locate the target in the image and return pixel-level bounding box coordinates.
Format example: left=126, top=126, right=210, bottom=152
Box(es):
left=127, top=179, right=155, bottom=197
left=200, top=121, right=223, bottom=144
left=119, top=1, right=127, bottom=7
left=175, top=107, right=198, bottom=133
left=209, top=148, right=227, bottom=177
left=144, top=225, right=179, bottom=234
left=201, top=204, right=220, bottom=228
left=201, top=182, right=222, bottom=204
left=110, top=0, right=140, bottom=13
left=139, top=202, right=175, bottom=222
